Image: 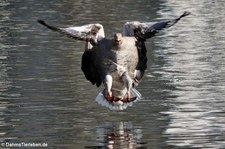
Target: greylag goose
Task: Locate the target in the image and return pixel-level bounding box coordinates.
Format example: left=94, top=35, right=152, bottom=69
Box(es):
left=38, top=11, right=190, bottom=110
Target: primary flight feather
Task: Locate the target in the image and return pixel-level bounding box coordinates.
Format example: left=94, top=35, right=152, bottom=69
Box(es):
left=38, top=11, right=190, bottom=110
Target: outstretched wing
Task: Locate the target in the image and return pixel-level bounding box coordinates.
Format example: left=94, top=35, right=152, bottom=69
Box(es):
left=123, top=11, right=190, bottom=39
left=38, top=20, right=105, bottom=87
left=38, top=20, right=105, bottom=44
left=123, top=11, right=190, bottom=84
left=81, top=48, right=102, bottom=87
left=134, top=40, right=147, bottom=84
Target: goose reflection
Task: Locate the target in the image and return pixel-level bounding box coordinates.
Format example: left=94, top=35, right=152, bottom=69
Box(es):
left=85, top=122, right=147, bottom=149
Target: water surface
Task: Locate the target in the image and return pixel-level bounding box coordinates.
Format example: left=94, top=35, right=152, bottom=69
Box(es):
left=0, top=0, right=225, bottom=148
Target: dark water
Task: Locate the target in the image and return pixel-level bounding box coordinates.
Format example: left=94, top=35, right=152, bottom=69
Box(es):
left=0, top=0, right=225, bottom=148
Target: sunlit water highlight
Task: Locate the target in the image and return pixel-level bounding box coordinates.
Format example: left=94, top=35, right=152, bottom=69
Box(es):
left=0, top=0, right=225, bottom=148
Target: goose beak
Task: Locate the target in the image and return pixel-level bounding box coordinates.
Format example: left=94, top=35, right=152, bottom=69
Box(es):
left=114, top=33, right=122, bottom=46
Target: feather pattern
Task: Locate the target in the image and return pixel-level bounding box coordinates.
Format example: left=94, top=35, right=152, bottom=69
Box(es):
left=38, top=11, right=190, bottom=110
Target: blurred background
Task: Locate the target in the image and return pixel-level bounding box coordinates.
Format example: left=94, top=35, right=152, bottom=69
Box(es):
left=0, top=0, right=225, bottom=148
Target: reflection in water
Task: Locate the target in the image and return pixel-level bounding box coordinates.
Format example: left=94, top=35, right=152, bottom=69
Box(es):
left=86, top=122, right=146, bottom=149
left=1, top=0, right=225, bottom=148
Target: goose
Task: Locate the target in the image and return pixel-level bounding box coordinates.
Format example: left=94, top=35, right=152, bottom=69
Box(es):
left=38, top=11, right=190, bottom=110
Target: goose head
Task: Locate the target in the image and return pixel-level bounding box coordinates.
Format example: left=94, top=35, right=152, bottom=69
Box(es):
left=114, top=33, right=123, bottom=46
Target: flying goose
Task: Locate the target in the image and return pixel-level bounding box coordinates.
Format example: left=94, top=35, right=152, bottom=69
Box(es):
left=38, top=11, right=190, bottom=110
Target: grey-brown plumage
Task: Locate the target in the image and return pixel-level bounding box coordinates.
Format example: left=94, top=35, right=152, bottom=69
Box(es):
left=97, top=35, right=139, bottom=98
left=81, top=33, right=141, bottom=99
left=38, top=11, right=190, bottom=110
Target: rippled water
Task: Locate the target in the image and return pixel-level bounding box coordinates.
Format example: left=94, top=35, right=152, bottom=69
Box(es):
left=0, top=0, right=225, bottom=148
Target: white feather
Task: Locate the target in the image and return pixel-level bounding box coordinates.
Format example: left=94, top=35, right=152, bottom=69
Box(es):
left=95, top=89, right=142, bottom=110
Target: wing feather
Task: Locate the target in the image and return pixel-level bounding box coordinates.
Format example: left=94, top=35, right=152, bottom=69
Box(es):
left=81, top=48, right=102, bottom=87
left=38, top=20, right=104, bottom=87
left=37, top=20, right=105, bottom=43
left=123, top=11, right=190, bottom=39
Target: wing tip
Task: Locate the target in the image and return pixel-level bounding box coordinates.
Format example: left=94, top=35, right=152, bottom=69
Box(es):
left=37, top=19, right=46, bottom=25
left=37, top=19, right=59, bottom=32
left=181, top=11, right=191, bottom=18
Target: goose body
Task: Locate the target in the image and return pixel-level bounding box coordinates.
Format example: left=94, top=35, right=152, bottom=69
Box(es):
left=96, top=36, right=139, bottom=98
left=38, top=11, right=190, bottom=110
